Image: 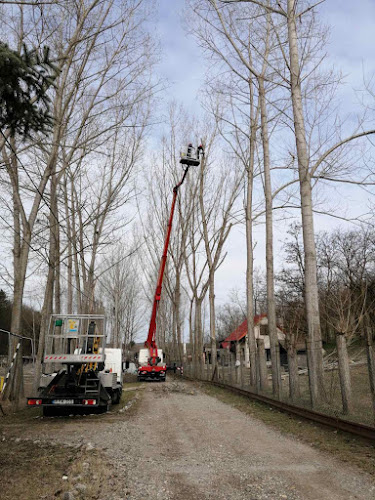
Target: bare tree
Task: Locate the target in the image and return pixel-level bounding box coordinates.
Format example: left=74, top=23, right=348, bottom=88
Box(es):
left=317, top=228, right=373, bottom=414
left=211, top=0, right=375, bottom=407
left=4, top=0, right=158, bottom=392
left=190, top=0, right=290, bottom=393
left=198, top=126, right=243, bottom=377
left=100, top=245, right=142, bottom=350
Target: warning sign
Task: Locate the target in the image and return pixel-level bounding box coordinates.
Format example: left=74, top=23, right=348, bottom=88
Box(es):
left=67, top=319, right=79, bottom=334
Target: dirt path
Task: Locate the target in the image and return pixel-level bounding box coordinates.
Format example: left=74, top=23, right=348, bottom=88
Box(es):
left=1, top=379, right=375, bottom=499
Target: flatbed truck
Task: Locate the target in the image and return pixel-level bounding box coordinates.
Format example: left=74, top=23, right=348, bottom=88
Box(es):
left=27, top=315, right=123, bottom=416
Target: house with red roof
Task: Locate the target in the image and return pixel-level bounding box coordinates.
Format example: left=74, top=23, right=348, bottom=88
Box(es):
left=220, top=314, right=287, bottom=367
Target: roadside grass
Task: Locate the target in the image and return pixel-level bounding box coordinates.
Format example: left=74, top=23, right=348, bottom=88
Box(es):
left=0, top=385, right=144, bottom=499
left=123, top=373, right=138, bottom=383
left=217, top=355, right=373, bottom=426
left=109, top=387, right=141, bottom=419
left=282, top=364, right=373, bottom=425
left=0, top=382, right=143, bottom=435
left=198, top=382, right=375, bottom=477
left=0, top=438, right=113, bottom=500
left=0, top=439, right=77, bottom=500
left=0, top=404, right=41, bottom=428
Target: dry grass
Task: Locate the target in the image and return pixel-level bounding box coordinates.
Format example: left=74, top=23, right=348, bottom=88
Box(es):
left=213, top=360, right=374, bottom=426
left=123, top=373, right=138, bottom=383
left=279, top=363, right=374, bottom=425
left=0, top=438, right=114, bottom=500
left=0, top=384, right=144, bottom=499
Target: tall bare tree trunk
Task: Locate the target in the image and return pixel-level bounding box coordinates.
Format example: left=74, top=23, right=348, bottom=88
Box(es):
left=54, top=194, right=61, bottom=315
left=194, top=297, right=203, bottom=378
left=365, top=324, right=375, bottom=424
left=257, top=338, right=268, bottom=390
left=259, top=77, right=281, bottom=398
left=208, top=273, right=217, bottom=380
left=199, top=155, right=217, bottom=378
left=64, top=173, right=73, bottom=314
left=175, top=272, right=183, bottom=363
left=34, top=174, right=58, bottom=391
left=10, top=250, right=28, bottom=342
left=9, top=162, right=24, bottom=347
left=188, top=297, right=194, bottom=347
left=287, top=0, right=324, bottom=407
left=236, top=341, right=241, bottom=385
left=71, top=182, right=82, bottom=312
left=9, top=341, right=24, bottom=408
left=336, top=333, right=352, bottom=414
left=287, top=341, right=300, bottom=402
left=246, top=81, right=258, bottom=390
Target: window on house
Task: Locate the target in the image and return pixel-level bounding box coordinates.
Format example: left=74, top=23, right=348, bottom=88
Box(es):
left=260, top=324, right=268, bottom=336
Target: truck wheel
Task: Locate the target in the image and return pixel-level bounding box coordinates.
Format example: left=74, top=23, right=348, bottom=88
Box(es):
left=112, top=389, right=121, bottom=405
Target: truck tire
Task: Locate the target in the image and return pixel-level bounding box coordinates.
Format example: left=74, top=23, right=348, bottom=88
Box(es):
left=112, top=389, right=121, bottom=405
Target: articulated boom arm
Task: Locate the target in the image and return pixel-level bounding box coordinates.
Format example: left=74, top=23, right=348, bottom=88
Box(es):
left=145, top=143, right=203, bottom=366
left=145, top=167, right=190, bottom=361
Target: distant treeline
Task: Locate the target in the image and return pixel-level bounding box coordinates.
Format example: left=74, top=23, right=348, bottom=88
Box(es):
left=0, top=290, right=41, bottom=355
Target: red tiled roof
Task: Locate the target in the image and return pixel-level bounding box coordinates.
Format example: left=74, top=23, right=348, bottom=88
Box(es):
left=223, top=314, right=267, bottom=343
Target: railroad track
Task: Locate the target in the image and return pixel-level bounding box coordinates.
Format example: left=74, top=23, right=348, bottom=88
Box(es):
left=185, top=376, right=375, bottom=442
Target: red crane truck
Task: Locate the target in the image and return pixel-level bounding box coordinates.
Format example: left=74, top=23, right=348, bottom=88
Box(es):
left=137, top=144, right=203, bottom=382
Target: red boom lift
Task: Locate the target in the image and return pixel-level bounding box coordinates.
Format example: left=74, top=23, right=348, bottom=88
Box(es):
left=137, top=144, right=204, bottom=381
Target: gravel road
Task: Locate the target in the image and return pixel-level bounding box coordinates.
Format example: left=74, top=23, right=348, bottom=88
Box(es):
left=5, top=379, right=375, bottom=499
left=110, top=380, right=375, bottom=500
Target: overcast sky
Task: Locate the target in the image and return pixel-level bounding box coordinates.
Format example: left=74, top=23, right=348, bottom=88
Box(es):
left=8, top=1, right=374, bottom=338
left=151, top=0, right=375, bottom=310
left=155, top=0, right=375, bottom=107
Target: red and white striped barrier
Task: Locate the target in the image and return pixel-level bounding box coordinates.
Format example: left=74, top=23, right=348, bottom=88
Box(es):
left=44, top=354, right=104, bottom=363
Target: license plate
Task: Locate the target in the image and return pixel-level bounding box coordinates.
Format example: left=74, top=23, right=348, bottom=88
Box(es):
left=52, top=399, right=74, bottom=405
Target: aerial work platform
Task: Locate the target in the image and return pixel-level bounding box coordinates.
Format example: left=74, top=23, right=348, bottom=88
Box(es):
left=43, top=314, right=106, bottom=365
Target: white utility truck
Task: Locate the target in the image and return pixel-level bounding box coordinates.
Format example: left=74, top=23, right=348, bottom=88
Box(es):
left=27, top=314, right=123, bottom=415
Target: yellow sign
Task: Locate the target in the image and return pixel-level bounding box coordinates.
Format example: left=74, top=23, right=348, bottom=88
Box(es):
left=67, top=319, right=79, bottom=334
left=0, top=376, right=4, bottom=392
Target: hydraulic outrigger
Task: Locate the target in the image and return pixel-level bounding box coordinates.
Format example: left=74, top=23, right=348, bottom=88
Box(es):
left=137, top=144, right=204, bottom=381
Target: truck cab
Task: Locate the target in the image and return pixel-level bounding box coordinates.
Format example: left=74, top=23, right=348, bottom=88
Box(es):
left=137, top=348, right=166, bottom=382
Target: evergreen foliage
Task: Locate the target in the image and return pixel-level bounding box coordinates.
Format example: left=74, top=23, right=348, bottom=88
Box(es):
left=0, top=42, right=57, bottom=137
